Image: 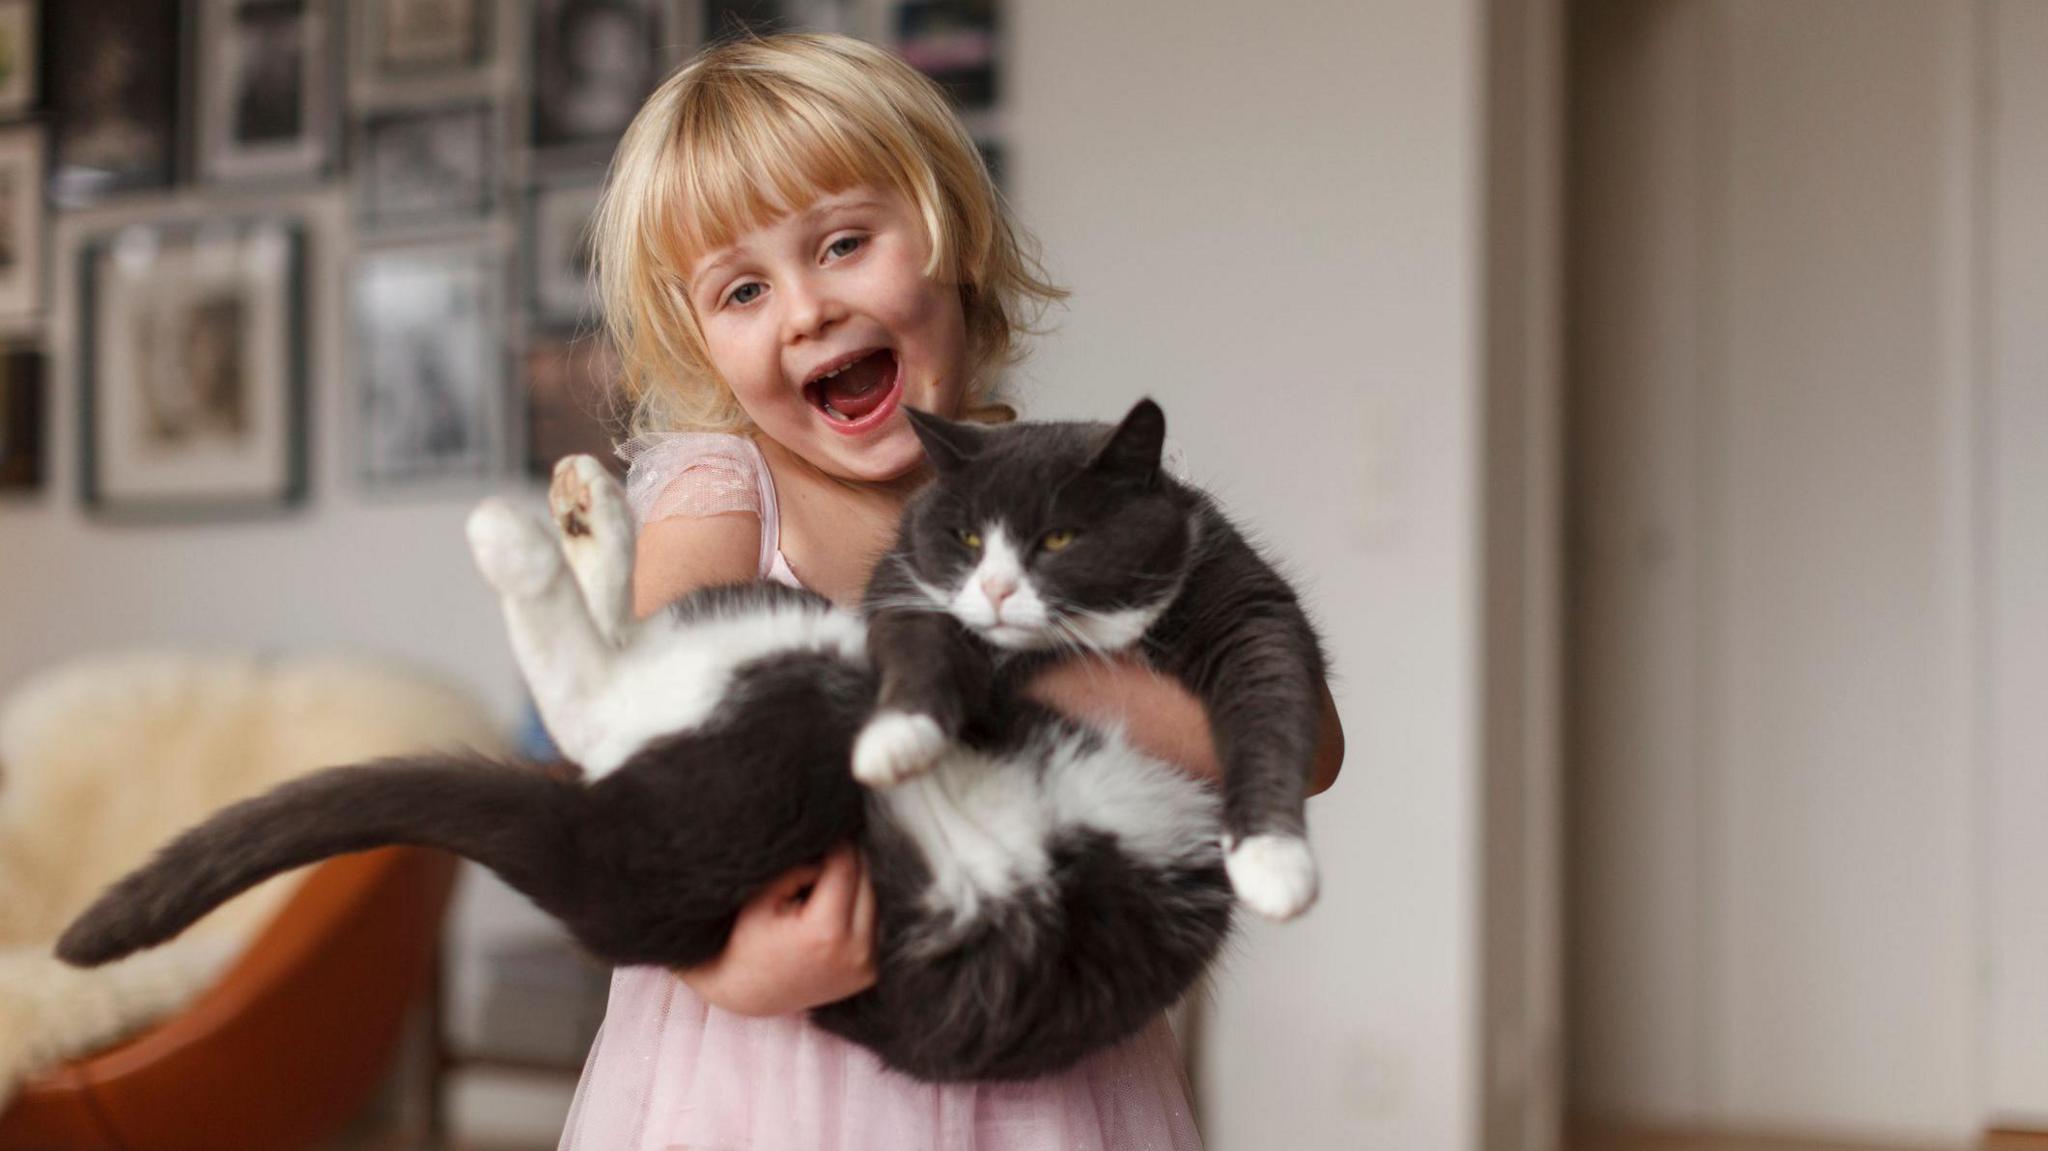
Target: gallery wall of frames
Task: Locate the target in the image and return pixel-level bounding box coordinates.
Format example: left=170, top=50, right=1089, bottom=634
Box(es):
left=0, top=0, right=1002, bottom=520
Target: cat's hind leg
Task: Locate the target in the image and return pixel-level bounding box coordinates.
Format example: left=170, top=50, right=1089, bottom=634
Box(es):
left=468, top=497, right=618, bottom=769
left=549, top=454, right=636, bottom=647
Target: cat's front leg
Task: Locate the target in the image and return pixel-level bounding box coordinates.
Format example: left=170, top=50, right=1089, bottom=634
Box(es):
left=852, top=609, right=990, bottom=787
left=548, top=455, right=636, bottom=647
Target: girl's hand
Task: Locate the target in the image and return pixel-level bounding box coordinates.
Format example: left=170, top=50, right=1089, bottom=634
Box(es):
left=674, top=842, right=878, bottom=1016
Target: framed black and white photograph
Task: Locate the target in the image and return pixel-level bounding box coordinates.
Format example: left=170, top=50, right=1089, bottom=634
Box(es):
left=527, top=181, right=601, bottom=328
left=360, top=104, right=495, bottom=229
left=366, top=0, right=488, bottom=75
left=524, top=333, right=621, bottom=479
left=47, top=0, right=181, bottom=204
left=354, top=246, right=506, bottom=483
left=0, top=344, right=43, bottom=494
left=79, top=220, right=308, bottom=518
left=196, top=0, right=340, bottom=184
left=701, top=0, right=857, bottom=40
left=0, top=126, right=43, bottom=319
left=532, top=0, right=664, bottom=153
left=0, top=1, right=38, bottom=120
left=892, top=0, right=997, bottom=111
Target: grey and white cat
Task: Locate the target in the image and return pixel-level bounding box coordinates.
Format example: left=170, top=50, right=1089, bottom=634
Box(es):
left=55, top=399, right=1322, bottom=1082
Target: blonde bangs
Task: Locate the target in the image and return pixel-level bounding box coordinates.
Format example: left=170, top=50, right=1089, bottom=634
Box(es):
left=593, top=33, right=1063, bottom=438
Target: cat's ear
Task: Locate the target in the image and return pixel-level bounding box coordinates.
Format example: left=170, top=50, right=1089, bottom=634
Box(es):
left=905, top=406, right=984, bottom=475
left=1088, top=398, right=1166, bottom=484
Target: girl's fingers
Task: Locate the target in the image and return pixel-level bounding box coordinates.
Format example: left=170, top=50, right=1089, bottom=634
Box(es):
left=804, top=843, right=861, bottom=928
left=761, top=861, right=825, bottom=912
left=848, top=846, right=877, bottom=948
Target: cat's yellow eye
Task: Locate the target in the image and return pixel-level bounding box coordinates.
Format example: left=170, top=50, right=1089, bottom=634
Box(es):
left=1040, top=529, right=1077, bottom=553
left=957, top=528, right=983, bottom=550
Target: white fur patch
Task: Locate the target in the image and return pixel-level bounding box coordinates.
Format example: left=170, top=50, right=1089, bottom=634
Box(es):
left=549, top=455, right=636, bottom=645
left=853, top=710, right=949, bottom=787
left=1224, top=833, right=1319, bottom=920
left=576, top=597, right=868, bottom=779
left=468, top=499, right=564, bottom=598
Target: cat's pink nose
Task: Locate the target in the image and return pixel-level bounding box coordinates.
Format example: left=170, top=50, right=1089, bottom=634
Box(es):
left=981, top=573, right=1018, bottom=612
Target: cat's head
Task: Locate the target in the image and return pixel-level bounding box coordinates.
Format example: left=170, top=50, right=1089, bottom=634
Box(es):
left=893, top=399, right=1193, bottom=652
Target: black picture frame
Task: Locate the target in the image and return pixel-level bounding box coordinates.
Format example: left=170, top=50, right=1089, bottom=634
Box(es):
left=525, top=180, right=601, bottom=329
left=358, top=103, right=496, bottom=230
left=892, top=0, right=998, bottom=111
left=531, top=0, right=664, bottom=155
left=47, top=0, right=182, bottom=205
left=354, top=244, right=507, bottom=484
left=195, top=0, right=342, bottom=185
left=367, top=0, right=490, bottom=76
left=78, top=219, right=309, bottom=520
left=0, top=343, right=43, bottom=494
left=0, top=0, right=39, bottom=121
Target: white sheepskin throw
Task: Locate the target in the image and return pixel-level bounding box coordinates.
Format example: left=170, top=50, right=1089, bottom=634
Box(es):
left=0, top=650, right=504, bottom=1107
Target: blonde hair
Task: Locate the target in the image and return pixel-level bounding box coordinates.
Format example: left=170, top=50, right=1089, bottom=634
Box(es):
left=592, top=32, right=1063, bottom=436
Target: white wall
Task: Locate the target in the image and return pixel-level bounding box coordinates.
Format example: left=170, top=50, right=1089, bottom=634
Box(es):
left=1010, top=3, right=1491, bottom=1149
left=1569, top=1, right=1986, bottom=1141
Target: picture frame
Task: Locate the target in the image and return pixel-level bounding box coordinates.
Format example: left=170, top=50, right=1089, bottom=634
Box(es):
left=0, top=0, right=39, bottom=120
left=531, top=0, right=665, bottom=154
left=354, top=245, right=507, bottom=484
left=195, top=0, right=341, bottom=185
left=523, top=333, right=622, bottom=480
left=0, top=344, right=43, bottom=494
left=700, top=0, right=858, bottom=41
left=0, top=125, right=44, bottom=319
left=47, top=0, right=182, bottom=205
left=892, top=0, right=998, bottom=111
left=359, top=103, right=496, bottom=230
left=78, top=219, right=309, bottom=519
left=366, top=0, right=489, bottom=76
left=526, top=181, right=602, bottom=329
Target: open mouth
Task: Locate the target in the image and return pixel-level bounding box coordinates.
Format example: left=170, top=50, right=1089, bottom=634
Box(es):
left=803, top=349, right=902, bottom=433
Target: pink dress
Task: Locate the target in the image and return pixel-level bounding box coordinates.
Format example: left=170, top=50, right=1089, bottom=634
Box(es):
left=556, top=433, right=1206, bottom=1151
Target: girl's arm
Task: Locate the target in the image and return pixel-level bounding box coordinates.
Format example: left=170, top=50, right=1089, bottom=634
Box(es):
left=1027, top=657, right=1344, bottom=796
left=636, top=514, right=881, bottom=1015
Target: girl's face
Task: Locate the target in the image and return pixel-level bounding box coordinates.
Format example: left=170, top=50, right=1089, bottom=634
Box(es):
left=688, top=187, right=970, bottom=483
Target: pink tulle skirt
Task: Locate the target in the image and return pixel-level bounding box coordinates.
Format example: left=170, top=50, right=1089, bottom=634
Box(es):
left=557, top=967, right=1206, bottom=1151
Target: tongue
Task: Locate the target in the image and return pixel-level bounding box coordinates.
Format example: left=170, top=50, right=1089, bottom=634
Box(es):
left=822, top=352, right=895, bottom=420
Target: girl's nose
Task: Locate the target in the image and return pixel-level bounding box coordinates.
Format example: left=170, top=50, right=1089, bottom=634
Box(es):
left=782, top=274, right=845, bottom=342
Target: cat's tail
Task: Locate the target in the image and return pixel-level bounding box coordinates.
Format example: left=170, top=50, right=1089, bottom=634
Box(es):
left=56, top=756, right=577, bottom=967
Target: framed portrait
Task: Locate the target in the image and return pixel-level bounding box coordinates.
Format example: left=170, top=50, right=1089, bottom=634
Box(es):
left=524, top=333, right=622, bottom=480
left=892, top=0, right=997, bottom=111
left=359, top=104, right=495, bottom=229
left=79, top=220, right=309, bottom=519
left=47, top=0, right=181, bottom=205
left=701, top=0, right=857, bottom=40
left=195, top=0, right=340, bottom=184
left=354, top=246, right=507, bottom=483
left=0, top=1, right=38, bottom=120
left=366, top=0, right=488, bottom=75
left=532, top=0, right=664, bottom=153
left=526, top=181, right=601, bottom=329
left=0, top=126, right=44, bottom=319
left=0, top=345, right=43, bottom=494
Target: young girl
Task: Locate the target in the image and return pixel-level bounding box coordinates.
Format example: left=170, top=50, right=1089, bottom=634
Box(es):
left=559, top=33, right=1342, bottom=1151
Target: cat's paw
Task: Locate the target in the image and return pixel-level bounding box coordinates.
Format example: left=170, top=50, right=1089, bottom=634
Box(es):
left=1224, top=833, right=1319, bottom=921
left=467, top=499, right=562, bottom=597
left=852, top=711, right=949, bottom=788
left=549, top=455, right=630, bottom=547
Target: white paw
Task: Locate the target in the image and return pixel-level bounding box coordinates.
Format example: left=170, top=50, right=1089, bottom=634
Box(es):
left=852, top=711, right=949, bottom=788
left=467, top=499, right=562, bottom=597
left=1224, top=833, right=1319, bottom=921
left=549, top=455, right=631, bottom=548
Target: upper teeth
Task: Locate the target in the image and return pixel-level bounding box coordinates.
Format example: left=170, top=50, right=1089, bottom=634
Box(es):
left=818, top=365, right=848, bottom=381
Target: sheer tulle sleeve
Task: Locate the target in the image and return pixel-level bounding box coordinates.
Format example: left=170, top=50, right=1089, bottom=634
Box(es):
left=616, top=432, right=779, bottom=579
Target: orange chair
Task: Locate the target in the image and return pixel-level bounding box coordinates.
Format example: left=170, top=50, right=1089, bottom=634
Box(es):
left=0, top=846, right=456, bottom=1151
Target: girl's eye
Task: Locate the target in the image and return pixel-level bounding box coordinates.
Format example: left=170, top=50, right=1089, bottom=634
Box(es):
left=726, top=281, right=764, bottom=307
left=1040, top=529, right=1077, bottom=553
left=826, top=235, right=864, bottom=259
left=956, top=528, right=983, bottom=550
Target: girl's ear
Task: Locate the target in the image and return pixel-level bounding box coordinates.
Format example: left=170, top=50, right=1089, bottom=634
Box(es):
left=1087, top=398, right=1167, bottom=484
left=905, top=406, right=985, bottom=474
